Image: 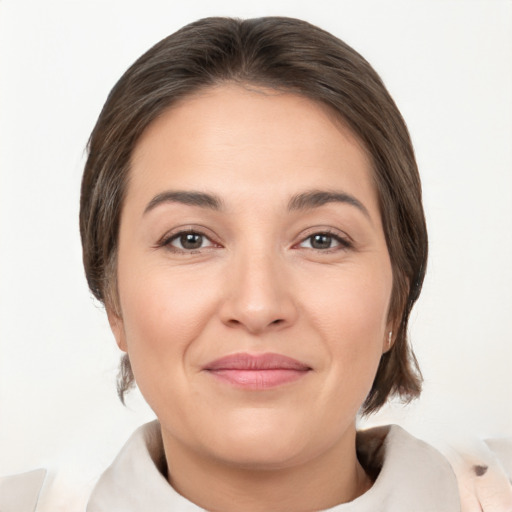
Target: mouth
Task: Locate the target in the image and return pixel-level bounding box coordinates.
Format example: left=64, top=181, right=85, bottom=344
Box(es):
left=202, top=353, right=312, bottom=390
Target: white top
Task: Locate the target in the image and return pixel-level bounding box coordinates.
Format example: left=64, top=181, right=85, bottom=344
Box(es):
left=85, top=421, right=461, bottom=511
left=4, top=422, right=511, bottom=511
left=0, top=468, right=46, bottom=512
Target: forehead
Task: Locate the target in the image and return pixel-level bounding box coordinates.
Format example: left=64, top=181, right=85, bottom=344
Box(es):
left=128, top=84, right=379, bottom=215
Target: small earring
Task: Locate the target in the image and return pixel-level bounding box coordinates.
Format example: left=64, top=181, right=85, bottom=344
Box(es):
left=387, top=331, right=393, bottom=348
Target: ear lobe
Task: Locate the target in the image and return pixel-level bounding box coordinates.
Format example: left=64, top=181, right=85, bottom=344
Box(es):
left=382, top=328, right=394, bottom=354
left=106, top=309, right=128, bottom=352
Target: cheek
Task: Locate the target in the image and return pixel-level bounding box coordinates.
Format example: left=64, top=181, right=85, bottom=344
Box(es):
left=307, top=261, right=392, bottom=343
left=115, top=258, right=220, bottom=396
left=304, top=262, right=392, bottom=391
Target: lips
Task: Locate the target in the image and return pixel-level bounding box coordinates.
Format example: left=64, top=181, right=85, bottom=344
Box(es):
left=203, top=353, right=311, bottom=389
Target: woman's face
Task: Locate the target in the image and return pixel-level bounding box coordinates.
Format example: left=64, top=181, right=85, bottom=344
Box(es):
left=111, top=84, right=393, bottom=470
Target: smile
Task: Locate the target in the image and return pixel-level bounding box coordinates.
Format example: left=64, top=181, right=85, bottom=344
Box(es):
left=203, top=352, right=312, bottom=390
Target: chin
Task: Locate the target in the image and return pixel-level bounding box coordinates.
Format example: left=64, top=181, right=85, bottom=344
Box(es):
left=211, top=436, right=308, bottom=471
left=195, top=408, right=320, bottom=470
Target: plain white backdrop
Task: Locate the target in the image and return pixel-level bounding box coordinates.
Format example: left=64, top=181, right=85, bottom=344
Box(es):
left=1, top=0, right=511, bottom=508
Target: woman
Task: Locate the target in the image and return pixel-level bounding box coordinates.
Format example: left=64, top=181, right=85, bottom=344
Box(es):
left=78, top=15, right=427, bottom=510
left=70, top=15, right=511, bottom=511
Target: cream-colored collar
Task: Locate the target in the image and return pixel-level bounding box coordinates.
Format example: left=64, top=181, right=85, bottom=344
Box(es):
left=87, top=421, right=460, bottom=511
left=0, top=468, right=47, bottom=512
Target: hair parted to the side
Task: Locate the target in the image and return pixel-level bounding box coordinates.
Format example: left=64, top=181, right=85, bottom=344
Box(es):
left=80, top=16, right=427, bottom=415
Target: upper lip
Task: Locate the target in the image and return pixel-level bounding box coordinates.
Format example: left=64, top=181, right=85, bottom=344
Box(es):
left=203, top=353, right=311, bottom=371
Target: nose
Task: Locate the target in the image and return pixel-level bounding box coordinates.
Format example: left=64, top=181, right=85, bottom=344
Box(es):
left=219, top=249, right=298, bottom=335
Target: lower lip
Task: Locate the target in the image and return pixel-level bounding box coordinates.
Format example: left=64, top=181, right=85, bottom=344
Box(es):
left=206, top=369, right=309, bottom=389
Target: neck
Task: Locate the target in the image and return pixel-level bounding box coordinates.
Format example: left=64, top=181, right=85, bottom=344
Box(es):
left=161, top=425, right=372, bottom=512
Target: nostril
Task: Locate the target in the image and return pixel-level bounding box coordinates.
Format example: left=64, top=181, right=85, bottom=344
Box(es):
left=271, top=319, right=284, bottom=325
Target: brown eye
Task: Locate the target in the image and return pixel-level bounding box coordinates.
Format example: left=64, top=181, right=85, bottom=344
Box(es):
left=167, top=231, right=214, bottom=251
left=179, top=233, right=203, bottom=249
left=310, top=234, right=333, bottom=249
left=298, top=232, right=351, bottom=251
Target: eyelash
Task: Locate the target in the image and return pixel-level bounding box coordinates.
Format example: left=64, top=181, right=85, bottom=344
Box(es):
left=296, top=230, right=353, bottom=252
left=156, top=229, right=353, bottom=254
left=157, top=229, right=220, bottom=253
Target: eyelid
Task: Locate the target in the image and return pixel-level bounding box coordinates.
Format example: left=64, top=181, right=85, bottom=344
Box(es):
left=155, top=225, right=222, bottom=252
left=293, top=227, right=354, bottom=251
left=154, top=225, right=353, bottom=253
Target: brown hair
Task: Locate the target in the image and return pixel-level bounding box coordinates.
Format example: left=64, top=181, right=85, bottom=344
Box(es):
left=80, top=16, right=427, bottom=415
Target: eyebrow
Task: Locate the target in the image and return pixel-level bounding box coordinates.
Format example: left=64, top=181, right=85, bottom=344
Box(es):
left=144, top=190, right=223, bottom=214
left=143, top=188, right=370, bottom=219
left=288, top=190, right=370, bottom=219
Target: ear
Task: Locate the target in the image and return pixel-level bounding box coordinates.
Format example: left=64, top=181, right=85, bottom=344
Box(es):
left=106, top=308, right=128, bottom=352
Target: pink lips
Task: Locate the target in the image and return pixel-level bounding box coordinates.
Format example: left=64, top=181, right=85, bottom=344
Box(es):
left=203, top=353, right=311, bottom=389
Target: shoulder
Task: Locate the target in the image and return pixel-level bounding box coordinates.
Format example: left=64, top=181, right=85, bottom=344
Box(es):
left=444, top=435, right=512, bottom=511
left=87, top=420, right=201, bottom=511
left=355, top=425, right=512, bottom=512
left=0, top=469, right=46, bottom=512
left=350, top=425, right=461, bottom=511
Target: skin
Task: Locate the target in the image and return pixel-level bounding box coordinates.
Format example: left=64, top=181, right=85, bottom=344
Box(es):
left=109, top=84, right=394, bottom=511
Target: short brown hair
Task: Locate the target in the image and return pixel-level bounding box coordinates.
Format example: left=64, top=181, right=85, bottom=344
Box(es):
left=80, top=16, right=427, bottom=415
